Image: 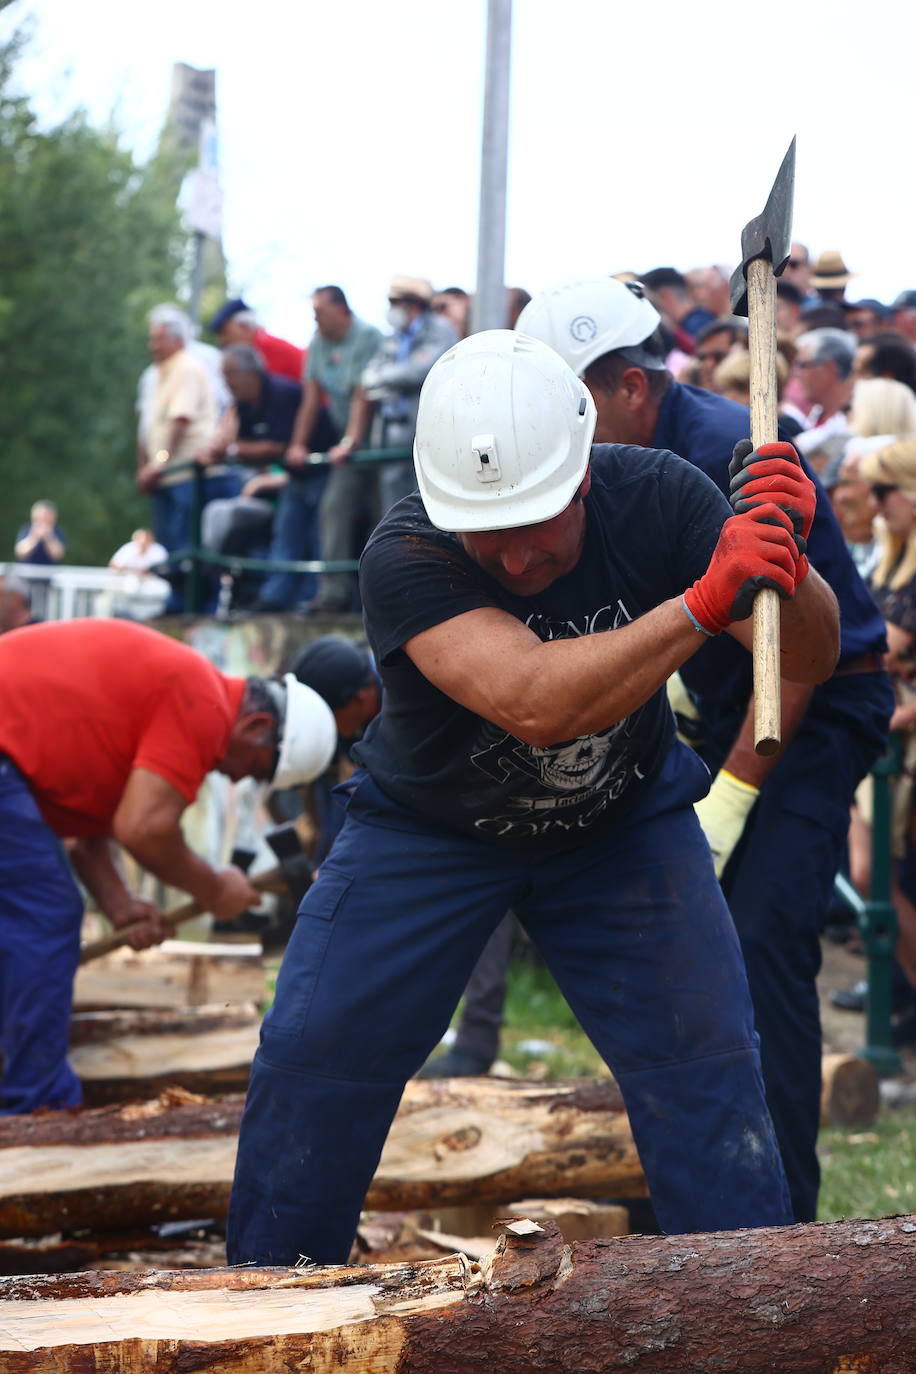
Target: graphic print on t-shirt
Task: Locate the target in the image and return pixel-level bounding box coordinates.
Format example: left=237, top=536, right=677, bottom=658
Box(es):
left=467, top=599, right=646, bottom=840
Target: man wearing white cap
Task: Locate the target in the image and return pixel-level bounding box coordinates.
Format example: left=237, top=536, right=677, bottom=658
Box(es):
left=229, top=329, right=839, bottom=1266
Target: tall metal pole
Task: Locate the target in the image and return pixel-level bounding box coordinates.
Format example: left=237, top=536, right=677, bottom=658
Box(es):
left=471, top=0, right=512, bottom=335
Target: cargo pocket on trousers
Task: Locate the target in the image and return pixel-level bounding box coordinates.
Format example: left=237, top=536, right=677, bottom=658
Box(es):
left=264, top=870, right=354, bottom=1038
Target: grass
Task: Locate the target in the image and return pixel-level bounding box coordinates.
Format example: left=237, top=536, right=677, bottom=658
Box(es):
left=818, top=1108, right=916, bottom=1222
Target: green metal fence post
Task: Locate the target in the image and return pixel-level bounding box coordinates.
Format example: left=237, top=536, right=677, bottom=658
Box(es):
left=185, top=461, right=206, bottom=616
left=859, top=733, right=903, bottom=1077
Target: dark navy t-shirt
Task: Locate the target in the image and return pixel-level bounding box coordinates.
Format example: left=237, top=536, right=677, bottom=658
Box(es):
left=353, top=444, right=730, bottom=853
left=236, top=373, right=301, bottom=445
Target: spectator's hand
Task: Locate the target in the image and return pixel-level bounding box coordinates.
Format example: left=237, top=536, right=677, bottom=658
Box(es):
left=194, top=444, right=220, bottom=468
left=890, top=699, right=916, bottom=732
left=108, top=897, right=169, bottom=951
left=684, top=506, right=800, bottom=635
left=136, top=463, right=162, bottom=494
left=242, top=474, right=272, bottom=499
left=209, top=864, right=262, bottom=924
left=285, top=442, right=310, bottom=469
left=327, top=442, right=354, bottom=466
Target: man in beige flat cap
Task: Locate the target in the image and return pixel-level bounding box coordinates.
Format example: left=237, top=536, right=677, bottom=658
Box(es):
left=361, top=275, right=459, bottom=513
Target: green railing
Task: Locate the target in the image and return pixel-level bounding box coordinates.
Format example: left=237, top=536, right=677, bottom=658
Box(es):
left=832, top=733, right=903, bottom=1077
left=165, top=448, right=412, bottom=614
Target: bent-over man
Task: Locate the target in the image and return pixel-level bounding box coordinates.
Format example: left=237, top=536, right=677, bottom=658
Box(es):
left=0, top=619, right=336, bottom=1115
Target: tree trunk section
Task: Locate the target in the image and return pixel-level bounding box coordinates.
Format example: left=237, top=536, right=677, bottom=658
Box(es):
left=0, top=1080, right=644, bottom=1239
left=69, top=1006, right=260, bottom=1105
left=1, top=1215, right=914, bottom=1371
left=820, top=1052, right=880, bottom=1127
left=71, top=941, right=268, bottom=1011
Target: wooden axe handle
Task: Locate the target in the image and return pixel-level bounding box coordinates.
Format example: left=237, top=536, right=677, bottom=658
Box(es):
left=78, top=865, right=287, bottom=965
left=746, top=257, right=782, bottom=756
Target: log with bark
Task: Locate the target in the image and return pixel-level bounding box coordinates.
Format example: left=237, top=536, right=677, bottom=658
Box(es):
left=0, top=1079, right=644, bottom=1240
left=69, top=1005, right=261, bottom=1105
left=71, top=940, right=267, bottom=1011
left=1, top=1214, right=914, bottom=1371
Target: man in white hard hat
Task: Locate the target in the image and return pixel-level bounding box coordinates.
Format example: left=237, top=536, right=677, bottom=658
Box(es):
left=229, top=330, right=840, bottom=1266
left=0, top=619, right=335, bottom=1115
left=517, top=276, right=892, bottom=1224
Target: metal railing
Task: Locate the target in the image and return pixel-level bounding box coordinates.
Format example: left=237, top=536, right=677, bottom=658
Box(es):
left=167, top=448, right=411, bottom=614
left=832, top=733, right=904, bottom=1077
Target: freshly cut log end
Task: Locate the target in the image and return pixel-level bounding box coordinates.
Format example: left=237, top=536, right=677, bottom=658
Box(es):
left=1, top=1215, right=915, bottom=1372
left=820, top=1052, right=880, bottom=1127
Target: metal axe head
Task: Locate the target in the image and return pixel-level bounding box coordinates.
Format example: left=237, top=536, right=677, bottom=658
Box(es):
left=729, top=137, right=796, bottom=318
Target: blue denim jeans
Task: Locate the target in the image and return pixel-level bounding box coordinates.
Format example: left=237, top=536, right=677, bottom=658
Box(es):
left=258, top=471, right=330, bottom=609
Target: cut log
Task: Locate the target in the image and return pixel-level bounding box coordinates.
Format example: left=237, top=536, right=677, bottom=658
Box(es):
left=1, top=1214, right=915, bottom=1371
left=820, top=1051, right=880, bottom=1127
left=69, top=1005, right=260, bottom=1105
left=0, top=1079, right=644, bottom=1239
left=71, top=940, right=267, bottom=1011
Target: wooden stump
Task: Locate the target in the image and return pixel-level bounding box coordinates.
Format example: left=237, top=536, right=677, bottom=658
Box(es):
left=1, top=1214, right=914, bottom=1371
left=820, top=1052, right=880, bottom=1127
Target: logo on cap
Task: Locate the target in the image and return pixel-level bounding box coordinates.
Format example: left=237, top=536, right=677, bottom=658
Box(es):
left=570, top=315, right=597, bottom=343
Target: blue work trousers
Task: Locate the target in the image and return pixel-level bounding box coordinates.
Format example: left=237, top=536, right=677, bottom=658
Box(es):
left=258, top=472, right=329, bottom=610
left=0, top=759, right=83, bottom=1114
left=718, top=674, right=893, bottom=1223
left=228, top=749, right=792, bottom=1266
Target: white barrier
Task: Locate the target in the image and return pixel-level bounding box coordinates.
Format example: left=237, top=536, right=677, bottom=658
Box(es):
left=4, top=563, right=170, bottom=622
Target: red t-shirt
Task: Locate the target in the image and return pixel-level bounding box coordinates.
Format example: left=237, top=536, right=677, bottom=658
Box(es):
left=0, top=620, right=245, bottom=837
left=254, top=328, right=306, bottom=384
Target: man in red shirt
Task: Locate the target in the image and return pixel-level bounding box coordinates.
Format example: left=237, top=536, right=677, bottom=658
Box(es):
left=208, top=298, right=305, bottom=383
left=0, top=619, right=336, bottom=1115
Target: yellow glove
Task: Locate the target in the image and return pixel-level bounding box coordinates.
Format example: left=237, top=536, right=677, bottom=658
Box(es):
left=693, top=769, right=760, bottom=878
left=666, top=671, right=703, bottom=748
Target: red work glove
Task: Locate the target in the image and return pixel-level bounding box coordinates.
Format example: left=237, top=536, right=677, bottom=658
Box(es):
left=728, top=440, right=816, bottom=584
left=683, top=506, right=799, bottom=635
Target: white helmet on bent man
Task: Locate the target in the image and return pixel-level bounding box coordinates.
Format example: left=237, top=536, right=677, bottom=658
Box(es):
left=515, top=277, right=664, bottom=377
left=413, top=330, right=596, bottom=533
left=271, top=675, right=337, bottom=789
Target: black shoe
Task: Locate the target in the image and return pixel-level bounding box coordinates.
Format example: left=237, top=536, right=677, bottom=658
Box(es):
left=830, top=980, right=868, bottom=1012
left=415, top=1048, right=493, bottom=1079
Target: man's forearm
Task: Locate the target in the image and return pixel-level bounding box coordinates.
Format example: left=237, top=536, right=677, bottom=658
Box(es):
left=235, top=439, right=286, bottom=465
left=119, top=826, right=222, bottom=910
left=720, top=678, right=816, bottom=789
left=166, top=416, right=190, bottom=457
left=69, top=836, right=133, bottom=918
left=343, top=387, right=370, bottom=447
left=291, top=384, right=320, bottom=448
left=777, top=566, right=840, bottom=683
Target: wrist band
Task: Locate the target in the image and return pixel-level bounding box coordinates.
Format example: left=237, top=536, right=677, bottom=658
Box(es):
left=681, top=596, right=714, bottom=637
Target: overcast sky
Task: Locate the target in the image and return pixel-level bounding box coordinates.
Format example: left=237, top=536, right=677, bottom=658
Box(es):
left=6, top=0, right=916, bottom=342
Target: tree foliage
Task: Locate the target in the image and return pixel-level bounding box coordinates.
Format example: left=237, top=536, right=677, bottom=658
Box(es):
left=0, top=28, right=189, bottom=563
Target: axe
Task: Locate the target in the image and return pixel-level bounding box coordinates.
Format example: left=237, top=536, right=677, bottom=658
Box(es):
left=729, top=136, right=796, bottom=756
left=79, top=822, right=314, bottom=964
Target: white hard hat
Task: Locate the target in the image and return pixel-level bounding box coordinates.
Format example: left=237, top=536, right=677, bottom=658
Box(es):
left=271, top=675, right=337, bottom=789
left=413, top=329, right=596, bottom=533
left=516, top=277, right=663, bottom=377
